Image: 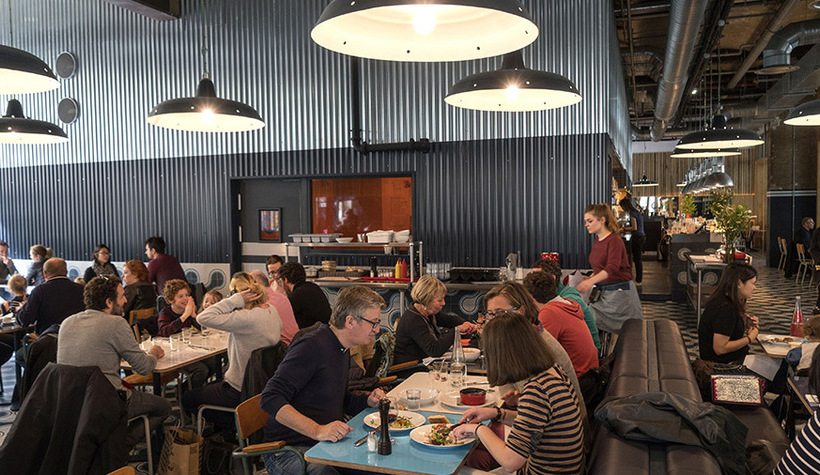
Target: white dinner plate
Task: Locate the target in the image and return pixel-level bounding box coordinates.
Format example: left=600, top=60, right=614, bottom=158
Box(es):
left=438, top=390, right=496, bottom=409
left=397, top=388, right=438, bottom=407
left=759, top=336, right=801, bottom=347
left=363, top=411, right=426, bottom=433
left=409, top=424, right=476, bottom=449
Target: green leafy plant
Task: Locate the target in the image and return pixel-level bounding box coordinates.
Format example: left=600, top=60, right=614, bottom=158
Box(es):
left=680, top=194, right=696, bottom=215
left=709, top=190, right=752, bottom=261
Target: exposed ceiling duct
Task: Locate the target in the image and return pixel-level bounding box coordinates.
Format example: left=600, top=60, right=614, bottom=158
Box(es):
left=727, top=0, right=801, bottom=89
left=650, top=0, right=707, bottom=142
left=759, top=19, right=820, bottom=75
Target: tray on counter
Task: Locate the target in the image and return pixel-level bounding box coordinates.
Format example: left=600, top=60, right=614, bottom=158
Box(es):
left=360, top=276, right=415, bottom=283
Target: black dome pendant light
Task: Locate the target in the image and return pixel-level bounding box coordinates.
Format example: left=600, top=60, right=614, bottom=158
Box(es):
left=147, top=0, right=264, bottom=133
left=445, top=49, right=582, bottom=112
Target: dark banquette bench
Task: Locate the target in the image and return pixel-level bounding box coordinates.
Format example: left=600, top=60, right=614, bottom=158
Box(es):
left=587, top=318, right=791, bottom=473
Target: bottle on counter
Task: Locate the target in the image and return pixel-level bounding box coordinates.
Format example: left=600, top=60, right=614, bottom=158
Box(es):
left=370, top=256, right=378, bottom=278
left=400, top=259, right=408, bottom=279
left=791, top=296, right=804, bottom=338
left=394, top=259, right=401, bottom=278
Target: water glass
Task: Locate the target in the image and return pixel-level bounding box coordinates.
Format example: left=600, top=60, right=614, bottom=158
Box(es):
left=140, top=335, right=151, bottom=351
left=438, top=361, right=450, bottom=386
left=449, top=362, right=466, bottom=388
left=182, top=327, right=193, bottom=344
left=170, top=334, right=181, bottom=352
left=201, top=326, right=210, bottom=337
left=405, top=389, right=421, bottom=410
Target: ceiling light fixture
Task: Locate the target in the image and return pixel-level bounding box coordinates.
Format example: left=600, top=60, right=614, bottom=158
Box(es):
left=633, top=173, right=658, bottom=188
left=445, top=49, right=582, bottom=111
left=311, top=0, right=538, bottom=62
left=0, top=98, right=68, bottom=144
left=147, top=0, right=264, bottom=133
left=0, top=0, right=59, bottom=95
left=676, top=114, right=764, bottom=149
left=784, top=99, right=820, bottom=126
left=670, top=147, right=741, bottom=159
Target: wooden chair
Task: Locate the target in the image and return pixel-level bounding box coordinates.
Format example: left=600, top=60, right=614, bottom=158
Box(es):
left=129, top=307, right=156, bottom=326
left=106, top=466, right=135, bottom=475
left=778, top=237, right=788, bottom=272
left=797, top=243, right=814, bottom=284
left=232, top=394, right=304, bottom=475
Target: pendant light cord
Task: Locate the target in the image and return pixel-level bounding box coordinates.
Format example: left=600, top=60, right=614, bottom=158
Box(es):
left=200, top=0, right=210, bottom=79
left=7, top=0, right=13, bottom=46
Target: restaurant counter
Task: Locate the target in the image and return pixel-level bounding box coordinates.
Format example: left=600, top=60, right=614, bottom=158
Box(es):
left=311, top=278, right=502, bottom=329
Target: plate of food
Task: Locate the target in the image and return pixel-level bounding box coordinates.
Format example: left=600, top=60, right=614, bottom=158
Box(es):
left=363, top=410, right=426, bottom=433
left=409, top=423, right=476, bottom=449
left=439, top=390, right=496, bottom=409
left=759, top=335, right=802, bottom=347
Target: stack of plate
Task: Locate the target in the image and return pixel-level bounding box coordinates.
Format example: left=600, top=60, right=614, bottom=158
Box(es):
left=321, top=260, right=337, bottom=271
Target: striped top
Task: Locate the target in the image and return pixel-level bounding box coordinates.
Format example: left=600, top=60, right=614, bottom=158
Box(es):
left=775, top=410, right=820, bottom=474
left=506, top=365, right=585, bottom=474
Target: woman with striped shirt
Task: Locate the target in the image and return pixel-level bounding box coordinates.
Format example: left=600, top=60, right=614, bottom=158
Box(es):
left=775, top=344, right=820, bottom=474
left=452, top=313, right=584, bottom=474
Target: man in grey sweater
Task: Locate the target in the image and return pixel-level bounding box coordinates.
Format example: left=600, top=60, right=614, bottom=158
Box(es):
left=58, top=276, right=171, bottom=448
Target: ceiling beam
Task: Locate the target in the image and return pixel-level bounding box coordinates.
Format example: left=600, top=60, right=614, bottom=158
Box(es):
left=104, top=0, right=180, bottom=21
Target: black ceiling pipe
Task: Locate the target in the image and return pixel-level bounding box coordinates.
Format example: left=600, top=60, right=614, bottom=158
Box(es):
left=349, top=56, right=431, bottom=155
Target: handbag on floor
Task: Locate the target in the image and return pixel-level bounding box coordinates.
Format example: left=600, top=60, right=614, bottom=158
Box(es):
left=157, top=425, right=202, bottom=475
left=200, top=437, right=243, bottom=475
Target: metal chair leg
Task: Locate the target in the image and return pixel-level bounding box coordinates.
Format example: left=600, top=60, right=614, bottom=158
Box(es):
left=128, top=415, right=153, bottom=475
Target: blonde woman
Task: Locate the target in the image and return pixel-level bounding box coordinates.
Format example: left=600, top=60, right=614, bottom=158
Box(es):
left=182, top=272, right=282, bottom=432
left=393, top=275, right=477, bottom=365
left=577, top=203, right=642, bottom=338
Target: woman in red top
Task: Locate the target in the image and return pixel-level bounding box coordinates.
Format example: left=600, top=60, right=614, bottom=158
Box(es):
left=576, top=203, right=643, bottom=343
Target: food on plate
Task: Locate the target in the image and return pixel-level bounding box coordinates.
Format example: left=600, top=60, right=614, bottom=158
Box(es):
left=765, top=336, right=795, bottom=343
left=426, top=423, right=467, bottom=446
left=427, top=415, right=449, bottom=424
left=388, top=413, right=414, bottom=429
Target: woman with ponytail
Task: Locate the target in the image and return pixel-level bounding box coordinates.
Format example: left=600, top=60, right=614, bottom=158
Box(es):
left=576, top=204, right=642, bottom=345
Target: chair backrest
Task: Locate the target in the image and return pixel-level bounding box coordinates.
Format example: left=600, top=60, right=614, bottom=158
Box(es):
left=129, top=307, right=156, bottom=326
left=156, top=295, right=168, bottom=314
left=365, top=327, right=394, bottom=378
left=235, top=394, right=268, bottom=443
left=797, top=243, right=806, bottom=258
left=239, top=342, right=288, bottom=402
left=107, top=466, right=136, bottom=475
left=779, top=237, right=787, bottom=253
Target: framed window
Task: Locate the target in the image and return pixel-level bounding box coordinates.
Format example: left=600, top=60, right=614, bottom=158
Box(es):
left=259, top=209, right=282, bottom=242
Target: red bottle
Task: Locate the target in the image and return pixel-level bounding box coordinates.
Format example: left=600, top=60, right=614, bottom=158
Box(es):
left=400, top=259, right=408, bottom=279
left=791, top=296, right=804, bottom=338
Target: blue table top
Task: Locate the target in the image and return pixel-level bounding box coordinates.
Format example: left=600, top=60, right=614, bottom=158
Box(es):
left=304, top=409, right=476, bottom=475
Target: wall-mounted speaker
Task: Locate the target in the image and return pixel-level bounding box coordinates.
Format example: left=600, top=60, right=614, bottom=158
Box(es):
left=58, top=98, right=79, bottom=124
left=55, top=52, right=77, bottom=79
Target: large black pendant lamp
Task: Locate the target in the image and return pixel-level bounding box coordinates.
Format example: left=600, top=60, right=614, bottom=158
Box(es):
left=147, top=0, right=264, bottom=133
left=147, top=74, right=264, bottom=133
left=445, top=49, right=582, bottom=111
left=784, top=99, right=820, bottom=126
left=670, top=147, right=741, bottom=159
left=0, top=45, right=59, bottom=95
left=0, top=98, right=67, bottom=144
left=676, top=114, right=764, bottom=150
left=311, top=0, right=538, bottom=62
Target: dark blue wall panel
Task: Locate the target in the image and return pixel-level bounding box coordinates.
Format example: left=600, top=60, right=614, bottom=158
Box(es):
left=768, top=193, right=817, bottom=267
left=0, top=133, right=610, bottom=269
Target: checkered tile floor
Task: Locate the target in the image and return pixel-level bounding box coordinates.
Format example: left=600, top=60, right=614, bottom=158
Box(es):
left=642, top=254, right=817, bottom=360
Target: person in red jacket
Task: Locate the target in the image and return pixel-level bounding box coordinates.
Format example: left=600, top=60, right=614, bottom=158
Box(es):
left=523, top=271, right=598, bottom=378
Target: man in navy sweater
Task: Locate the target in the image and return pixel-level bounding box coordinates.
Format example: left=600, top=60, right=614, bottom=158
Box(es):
left=260, top=286, right=387, bottom=474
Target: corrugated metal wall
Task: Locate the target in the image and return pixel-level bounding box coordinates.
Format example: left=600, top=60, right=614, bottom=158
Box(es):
left=0, top=0, right=625, bottom=268
left=0, top=0, right=630, bottom=166
left=0, top=134, right=610, bottom=268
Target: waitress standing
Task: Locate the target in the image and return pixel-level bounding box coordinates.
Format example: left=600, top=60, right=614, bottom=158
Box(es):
left=576, top=203, right=642, bottom=348
left=619, top=198, right=645, bottom=285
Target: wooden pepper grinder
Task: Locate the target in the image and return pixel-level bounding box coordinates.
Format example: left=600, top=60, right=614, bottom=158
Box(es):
left=378, top=398, right=392, bottom=455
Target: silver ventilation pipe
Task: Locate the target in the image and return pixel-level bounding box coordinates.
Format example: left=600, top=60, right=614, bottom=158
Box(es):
left=760, top=19, right=820, bottom=75
left=650, top=0, right=707, bottom=142
left=727, top=0, right=801, bottom=89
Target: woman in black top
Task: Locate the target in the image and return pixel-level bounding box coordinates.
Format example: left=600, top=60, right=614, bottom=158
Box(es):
left=394, top=275, right=477, bottom=364
left=697, top=262, right=759, bottom=364
left=83, top=244, right=120, bottom=283
left=26, top=244, right=52, bottom=286
left=122, top=259, right=158, bottom=322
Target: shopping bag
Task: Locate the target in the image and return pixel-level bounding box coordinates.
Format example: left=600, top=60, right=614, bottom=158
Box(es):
left=157, top=425, right=202, bottom=475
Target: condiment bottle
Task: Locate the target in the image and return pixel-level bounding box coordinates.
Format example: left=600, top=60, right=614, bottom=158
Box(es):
left=394, top=259, right=401, bottom=278
left=370, top=256, right=378, bottom=278
left=378, top=398, right=392, bottom=455
left=400, top=259, right=408, bottom=279
left=791, top=296, right=804, bottom=337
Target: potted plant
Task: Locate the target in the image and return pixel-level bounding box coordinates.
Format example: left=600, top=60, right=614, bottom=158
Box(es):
left=709, top=190, right=752, bottom=263
left=680, top=194, right=696, bottom=218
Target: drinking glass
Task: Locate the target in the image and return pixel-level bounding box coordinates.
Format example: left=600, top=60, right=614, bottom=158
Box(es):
left=405, top=389, right=421, bottom=410
left=170, top=334, right=181, bottom=352
left=449, top=362, right=466, bottom=388
left=201, top=325, right=210, bottom=337
left=430, top=361, right=442, bottom=385
left=182, top=327, right=193, bottom=344
left=438, top=361, right=450, bottom=388
left=140, top=335, right=151, bottom=351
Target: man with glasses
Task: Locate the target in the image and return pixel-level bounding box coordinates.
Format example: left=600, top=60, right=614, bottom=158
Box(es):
left=260, top=286, right=387, bottom=475
left=265, top=254, right=286, bottom=295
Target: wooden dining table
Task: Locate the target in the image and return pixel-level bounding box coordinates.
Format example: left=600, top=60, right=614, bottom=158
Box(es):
left=304, top=372, right=499, bottom=475
left=121, top=329, right=229, bottom=395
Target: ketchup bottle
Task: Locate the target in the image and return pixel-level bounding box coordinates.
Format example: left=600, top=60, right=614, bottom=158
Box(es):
left=791, top=296, right=804, bottom=338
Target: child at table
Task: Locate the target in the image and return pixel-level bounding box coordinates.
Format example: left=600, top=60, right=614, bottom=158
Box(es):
left=158, top=279, right=211, bottom=388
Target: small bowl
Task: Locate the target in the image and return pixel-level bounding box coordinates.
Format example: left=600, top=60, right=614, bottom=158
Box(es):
left=460, top=387, right=486, bottom=406
left=336, top=237, right=353, bottom=243
left=463, top=347, right=481, bottom=363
